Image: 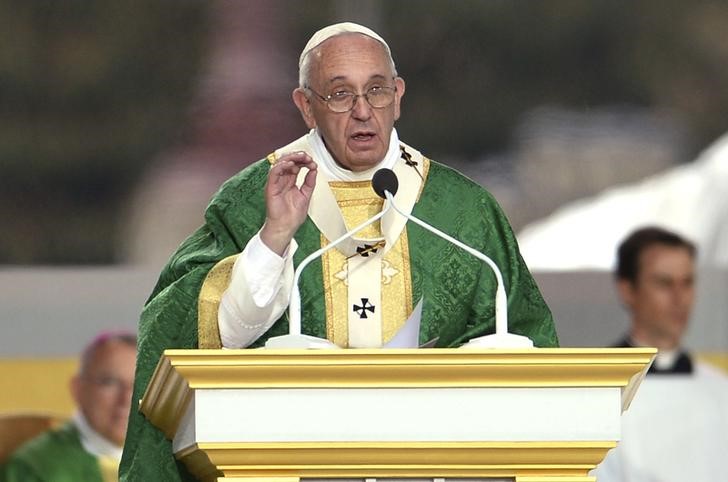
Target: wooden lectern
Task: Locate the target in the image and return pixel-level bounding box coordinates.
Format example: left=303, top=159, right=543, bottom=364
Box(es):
left=141, top=348, right=655, bottom=482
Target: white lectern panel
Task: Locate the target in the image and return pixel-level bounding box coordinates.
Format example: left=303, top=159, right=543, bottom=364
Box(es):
left=173, top=386, right=620, bottom=452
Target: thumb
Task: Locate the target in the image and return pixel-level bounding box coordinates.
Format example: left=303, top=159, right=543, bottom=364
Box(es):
left=300, top=168, right=317, bottom=199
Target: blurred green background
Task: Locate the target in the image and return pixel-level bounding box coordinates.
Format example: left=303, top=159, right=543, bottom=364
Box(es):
left=2, top=0, right=727, bottom=264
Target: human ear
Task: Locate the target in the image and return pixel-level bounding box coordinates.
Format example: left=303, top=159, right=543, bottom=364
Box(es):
left=393, top=77, right=405, bottom=121
left=292, top=88, right=316, bottom=129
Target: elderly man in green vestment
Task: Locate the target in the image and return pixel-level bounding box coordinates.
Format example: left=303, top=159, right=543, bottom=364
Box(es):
left=1, top=332, right=136, bottom=482
left=120, top=22, right=559, bottom=482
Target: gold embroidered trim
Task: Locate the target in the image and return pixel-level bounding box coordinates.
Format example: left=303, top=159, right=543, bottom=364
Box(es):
left=328, top=180, right=372, bottom=189
left=416, top=157, right=431, bottom=201
left=381, top=228, right=413, bottom=343
left=401, top=228, right=413, bottom=326
left=336, top=198, right=383, bottom=208
left=321, top=179, right=415, bottom=347
left=321, top=237, right=413, bottom=347
left=322, top=234, right=349, bottom=347
left=197, top=255, right=238, bottom=349
left=329, top=182, right=384, bottom=241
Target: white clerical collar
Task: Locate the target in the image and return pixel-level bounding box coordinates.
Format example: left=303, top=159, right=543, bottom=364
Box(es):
left=308, top=128, right=400, bottom=181
left=629, top=336, right=681, bottom=370
left=72, top=411, right=124, bottom=461
left=653, top=349, right=680, bottom=370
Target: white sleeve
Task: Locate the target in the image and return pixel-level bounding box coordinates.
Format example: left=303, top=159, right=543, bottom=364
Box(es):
left=217, top=231, right=297, bottom=348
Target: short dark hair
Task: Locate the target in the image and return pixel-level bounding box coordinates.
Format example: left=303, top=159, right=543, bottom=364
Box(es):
left=79, top=331, right=137, bottom=375
left=616, top=226, right=697, bottom=283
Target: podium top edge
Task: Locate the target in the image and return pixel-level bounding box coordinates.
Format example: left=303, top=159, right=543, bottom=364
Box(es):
left=159, top=347, right=657, bottom=364
left=163, top=347, right=657, bottom=354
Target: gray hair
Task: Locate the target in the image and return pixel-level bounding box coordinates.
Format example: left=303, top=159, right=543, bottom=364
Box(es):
left=298, top=23, right=397, bottom=88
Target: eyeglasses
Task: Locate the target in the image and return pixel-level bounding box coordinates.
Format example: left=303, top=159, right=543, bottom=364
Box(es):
left=84, top=375, right=133, bottom=393
left=306, top=85, right=397, bottom=113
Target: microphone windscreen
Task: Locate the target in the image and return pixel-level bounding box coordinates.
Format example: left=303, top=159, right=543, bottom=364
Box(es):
left=372, top=168, right=399, bottom=198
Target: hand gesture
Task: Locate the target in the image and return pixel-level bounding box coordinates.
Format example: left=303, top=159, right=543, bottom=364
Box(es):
left=260, top=152, right=318, bottom=255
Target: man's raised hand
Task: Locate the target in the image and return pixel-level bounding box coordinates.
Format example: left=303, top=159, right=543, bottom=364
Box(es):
left=260, top=152, right=318, bottom=255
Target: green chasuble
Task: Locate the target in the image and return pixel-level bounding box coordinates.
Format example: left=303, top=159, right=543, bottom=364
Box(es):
left=120, top=138, right=559, bottom=482
left=1, top=421, right=105, bottom=482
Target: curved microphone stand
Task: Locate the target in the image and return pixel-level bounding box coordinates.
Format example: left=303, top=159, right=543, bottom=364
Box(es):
left=264, top=202, right=393, bottom=349
left=372, top=168, right=533, bottom=348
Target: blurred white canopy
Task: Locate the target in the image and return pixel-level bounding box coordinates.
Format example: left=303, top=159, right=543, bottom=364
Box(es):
left=518, top=132, right=728, bottom=271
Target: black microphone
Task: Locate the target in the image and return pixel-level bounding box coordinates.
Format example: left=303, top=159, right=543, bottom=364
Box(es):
left=372, top=168, right=399, bottom=198
left=372, top=168, right=533, bottom=348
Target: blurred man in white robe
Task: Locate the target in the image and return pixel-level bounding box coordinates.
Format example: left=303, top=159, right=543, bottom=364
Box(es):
left=592, top=227, right=728, bottom=482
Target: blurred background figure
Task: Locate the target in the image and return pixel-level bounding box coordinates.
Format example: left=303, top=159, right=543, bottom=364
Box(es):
left=612, top=227, right=698, bottom=370
left=1, top=332, right=136, bottom=482
left=591, top=227, right=728, bottom=482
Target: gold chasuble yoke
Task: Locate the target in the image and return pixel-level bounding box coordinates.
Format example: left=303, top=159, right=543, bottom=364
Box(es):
left=271, top=139, right=428, bottom=347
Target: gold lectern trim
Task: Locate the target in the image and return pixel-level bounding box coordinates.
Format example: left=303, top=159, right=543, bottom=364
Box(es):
left=177, top=441, right=613, bottom=482
left=140, top=348, right=655, bottom=442
left=138, top=354, right=193, bottom=439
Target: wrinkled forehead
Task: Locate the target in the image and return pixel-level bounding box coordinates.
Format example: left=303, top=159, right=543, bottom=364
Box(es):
left=305, top=35, right=394, bottom=91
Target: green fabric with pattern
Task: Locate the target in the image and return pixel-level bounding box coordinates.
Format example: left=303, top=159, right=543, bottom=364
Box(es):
left=119, top=157, right=559, bottom=482
left=1, top=421, right=104, bottom=482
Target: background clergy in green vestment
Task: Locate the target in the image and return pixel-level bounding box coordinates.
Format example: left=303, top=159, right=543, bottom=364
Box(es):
left=1, top=332, right=136, bottom=482
left=120, top=22, right=559, bottom=482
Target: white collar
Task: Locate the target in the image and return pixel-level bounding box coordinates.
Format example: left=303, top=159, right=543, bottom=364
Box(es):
left=654, top=349, right=681, bottom=370
left=308, top=128, right=400, bottom=181
left=629, top=336, right=681, bottom=370
left=72, top=411, right=123, bottom=461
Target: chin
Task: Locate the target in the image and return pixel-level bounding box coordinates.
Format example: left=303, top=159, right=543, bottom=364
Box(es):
left=343, top=148, right=387, bottom=170
left=350, top=157, right=382, bottom=171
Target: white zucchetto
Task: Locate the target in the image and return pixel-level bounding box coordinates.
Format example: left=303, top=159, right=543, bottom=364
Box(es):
left=298, top=22, right=391, bottom=69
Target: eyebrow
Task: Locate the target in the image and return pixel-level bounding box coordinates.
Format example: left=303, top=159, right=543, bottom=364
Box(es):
left=326, top=74, right=390, bottom=85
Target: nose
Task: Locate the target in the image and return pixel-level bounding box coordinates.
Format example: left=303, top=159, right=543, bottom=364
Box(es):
left=351, top=94, right=372, bottom=120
